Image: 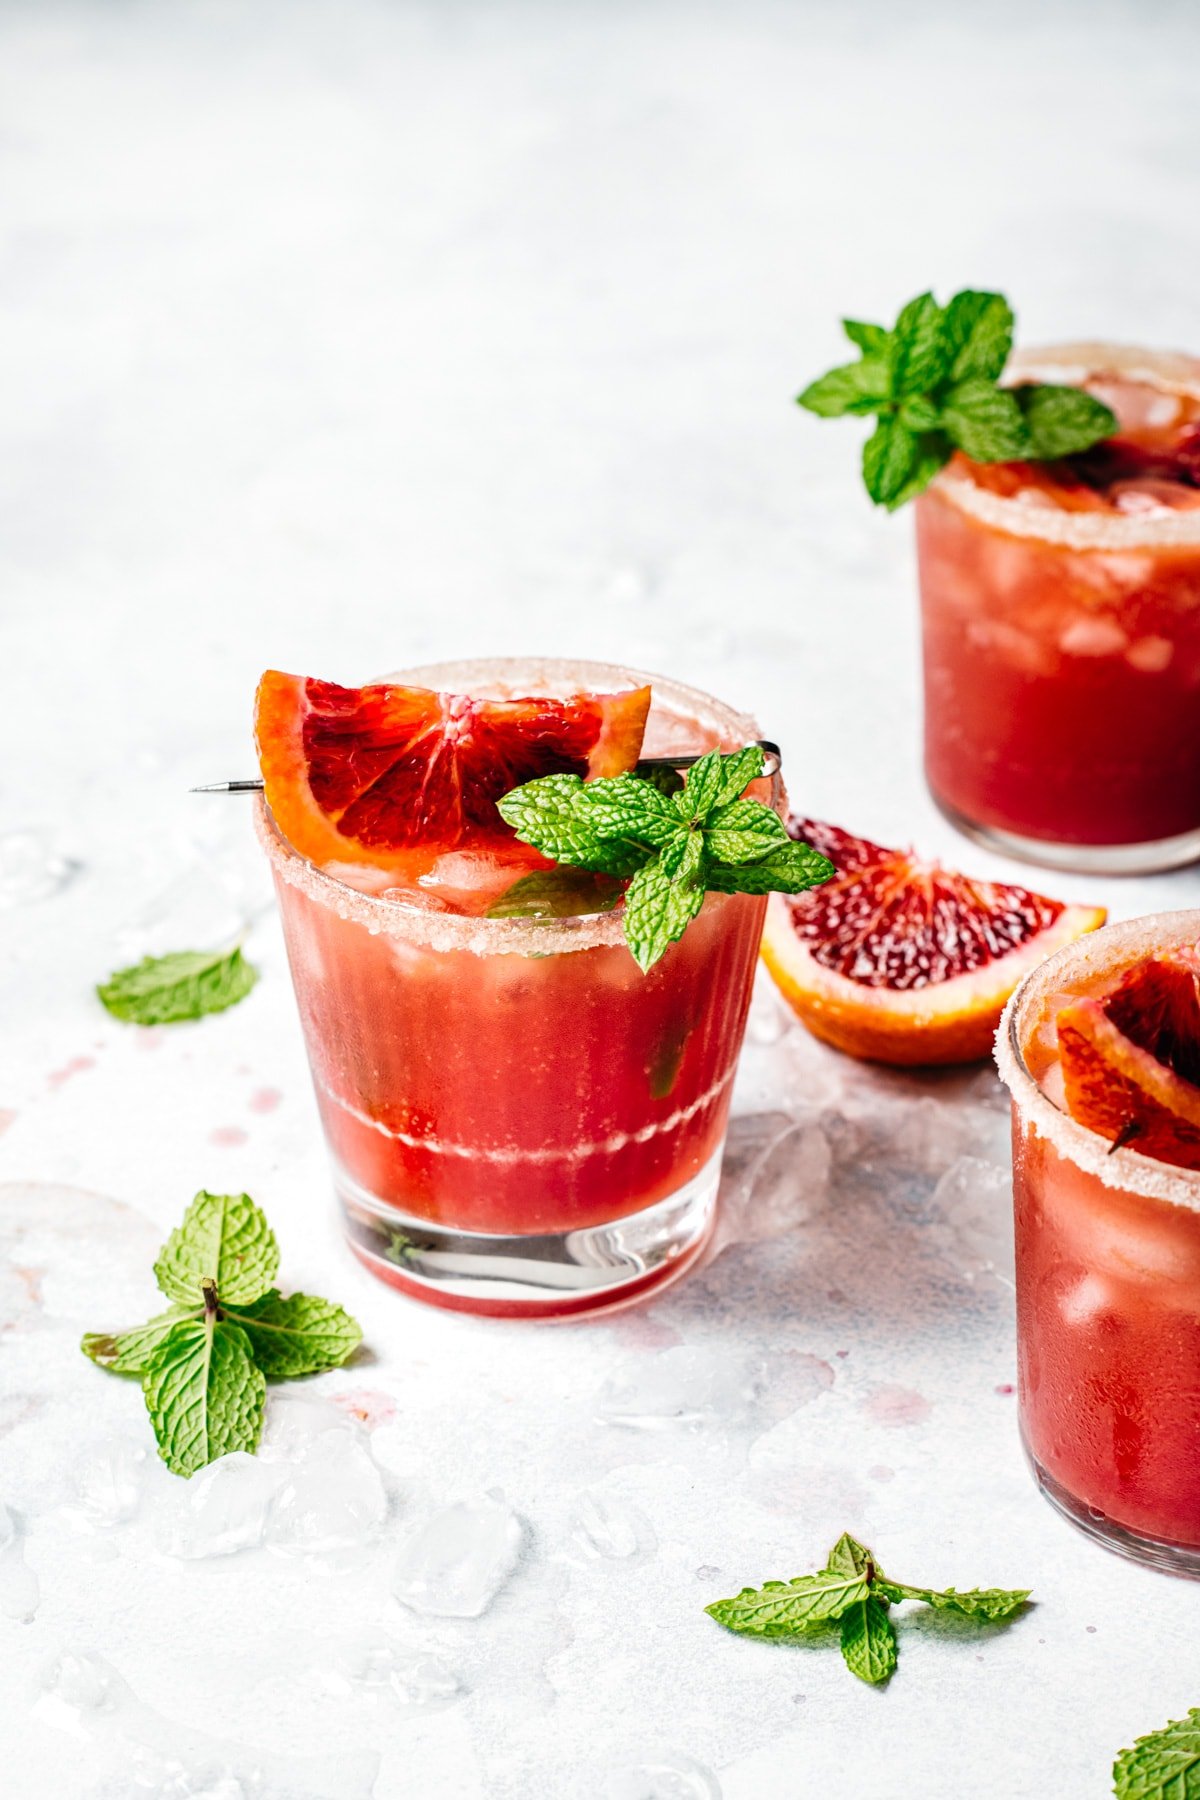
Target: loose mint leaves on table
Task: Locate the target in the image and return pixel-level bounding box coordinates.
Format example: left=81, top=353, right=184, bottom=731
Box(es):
left=97, top=944, right=258, bottom=1025
left=498, top=744, right=834, bottom=971
left=797, top=289, right=1118, bottom=508
left=82, top=1191, right=362, bottom=1476
left=1114, top=1707, right=1200, bottom=1799
left=706, top=1532, right=1030, bottom=1686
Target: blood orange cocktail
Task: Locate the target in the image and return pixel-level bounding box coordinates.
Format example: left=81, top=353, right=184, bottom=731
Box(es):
left=916, top=344, right=1200, bottom=873
left=257, top=658, right=775, bottom=1319
left=997, top=911, right=1200, bottom=1573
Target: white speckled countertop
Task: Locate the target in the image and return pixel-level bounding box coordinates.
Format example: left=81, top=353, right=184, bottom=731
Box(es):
left=3, top=4, right=1200, bottom=1795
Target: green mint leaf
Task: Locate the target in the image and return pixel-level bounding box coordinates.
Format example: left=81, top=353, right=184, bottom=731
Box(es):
left=622, top=860, right=705, bottom=973
left=486, top=869, right=623, bottom=919
left=898, top=395, right=941, bottom=433
left=887, top=435, right=953, bottom=508
left=142, top=1317, right=265, bottom=1477
left=842, top=318, right=889, bottom=355
left=579, top=774, right=682, bottom=849
left=97, top=946, right=257, bottom=1026
left=497, top=774, right=615, bottom=870
left=706, top=1568, right=871, bottom=1639
left=639, top=764, right=685, bottom=798
left=941, top=377, right=1029, bottom=462
left=1114, top=1708, right=1200, bottom=1800
left=941, top=290, right=1013, bottom=383
left=825, top=1532, right=873, bottom=1577
left=154, top=1190, right=280, bottom=1308
left=907, top=1584, right=1031, bottom=1622
left=706, top=839, right=835, bottom=896
left=81, top=1306, right=199, bottom=1376
left=705, top=798, right=790, bottom=865
left=678, top=744, right=766, bottom=820
left=498, top=773, right=664, bottom=876
left=892, top=292, right=948, bottom=395
left=225, top=1290, right=363, bottom=1380
left=660, top=829, right=706, bottom=885
left=797, top=357, right=892, bottom=418
left=840, top=1596, right=898, bottom=1685
left=1014, top=382, right=1117, bottom=459
left=863, top=416, right=918, bottom=506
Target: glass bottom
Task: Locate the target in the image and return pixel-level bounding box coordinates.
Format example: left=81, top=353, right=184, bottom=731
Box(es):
left=1025, top=1443, right=1200, bottom=1578
left=337, top=1144, right=722, bottom=1320
left=931, top=791, right=1200, bottom=876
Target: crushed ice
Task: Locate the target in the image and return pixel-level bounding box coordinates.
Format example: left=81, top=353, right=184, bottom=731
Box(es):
left=392, top=1490, right=523, bottom=1618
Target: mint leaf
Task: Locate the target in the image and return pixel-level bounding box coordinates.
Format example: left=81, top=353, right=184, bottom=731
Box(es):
left=142, top=1317, right=265, bottom=1477
left=497, top=773, right=658, bottom=876
left=1114, top=1708, right=1200, bottom=1800
left=705, top=798, right=790, bottom=865
left=97, top=946, right=257, bottom=1026
left=797, top=357, right=892, bottom=418
left=892, top=292, right=948, bottom=395
left=825, top=1532, right=872, bottom=1577
left=840, top=1596, right=897, bottom=1685
left=623, top=860, right=705, bottom=974
left=1015, top=382, right=1117, bottom=459
left=660, top=829, right=706, bottom=885
left=942, top=290, right=1013, bottom=383
left=702, top=840, right=835, bottom=896
left=888, top=436, right=953, bottom=507
left=941, top=378, right=1029, bottom=462
left=842, top=318, right=889, bottom=355
left=677, top=745, right=766, bottom=820
left=226, top=1290, right=362, bottom=1380
left=898, top=394, right=941, bottom=433
left=706, top=1568, right=870, bottom=1638
left=154, top=1190, right=279, bottom=1308
left=863, top=416, right=918, bottom=505
left=579, top=774, right=682, bottom=850
left=895, top=1584, right=1031, bottom=1622
left=81, top=1307, right=197, bottom=1376
left=486, top=868, right=623, bottom=919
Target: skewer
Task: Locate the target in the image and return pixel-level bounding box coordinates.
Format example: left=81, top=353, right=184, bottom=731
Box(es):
left=190, top=739, right=782, bottom=793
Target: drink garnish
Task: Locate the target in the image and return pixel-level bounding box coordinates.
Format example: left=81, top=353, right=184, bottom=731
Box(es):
left=1057, top=945, right=1200, bottom=1170
left=760, top=816, right=1105, bottom=1064
left=498, top=744, right=834, bottom=970
left=1114, top=1707, right=1200, bottom=1798
left=97, top=945, right=258, bottom=1025
left=705, top=1532, right=1030, bottom=1686
left=797, top=290, right=1118, bottom=507
left=82, top=1190, right=362, bottom=1476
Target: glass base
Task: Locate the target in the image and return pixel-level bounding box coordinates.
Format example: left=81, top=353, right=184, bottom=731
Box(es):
left=1026, top=1445, right=1200, bottom=1578
left=337, top=1146, right=722, bottom=1320
left=931, top=792, right=1200, bottom=876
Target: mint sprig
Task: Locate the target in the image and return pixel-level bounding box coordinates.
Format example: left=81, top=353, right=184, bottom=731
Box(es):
left=97, top=945, right=258, bottom=1025
left=706, top=1533, right=1030, bottom=1686
left=797, top=289, right=1117, bottom=508
left=82, top=1190, right=362, bottom=1477
left=497, top=747, right=834, bottom=971
left=1114, top=1707, right=1200, bottom=1798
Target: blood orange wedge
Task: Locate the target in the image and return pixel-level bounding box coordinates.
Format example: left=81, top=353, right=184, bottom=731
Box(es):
left=254, top=671, right=651, bottom=870
left=1057, top=946, right=1200, bottom=1170
left=760, top=818, right=1106, bottom=1066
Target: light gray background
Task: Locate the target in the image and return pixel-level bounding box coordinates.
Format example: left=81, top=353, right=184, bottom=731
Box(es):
left=3, top=3, right=1200, bottom=1796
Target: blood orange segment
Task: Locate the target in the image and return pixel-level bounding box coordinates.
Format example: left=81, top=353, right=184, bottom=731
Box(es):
left=255, top=671, right=651, bottom=869
left=1058, top=947, right=1200, bottom=1170
left=761, top=817, right=1106, bottom=1066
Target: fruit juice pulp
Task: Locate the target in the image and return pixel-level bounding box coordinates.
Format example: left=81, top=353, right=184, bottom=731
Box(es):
left=999, top=913, right=1200, bottom=1561
left=915, top=345, right=1200, bottom=865
left=257, top=660, right=773, bottom=1313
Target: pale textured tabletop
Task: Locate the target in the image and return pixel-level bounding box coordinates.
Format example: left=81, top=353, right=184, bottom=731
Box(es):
left=3, top=4, right=1200, bottom=1797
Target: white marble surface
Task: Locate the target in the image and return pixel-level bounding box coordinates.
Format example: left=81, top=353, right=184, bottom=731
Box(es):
left=4, top=3, right=1200, bottom=1795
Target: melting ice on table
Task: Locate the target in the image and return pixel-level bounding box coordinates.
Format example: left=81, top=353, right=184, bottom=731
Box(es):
left=392, top=1490, right=523, bottom=1617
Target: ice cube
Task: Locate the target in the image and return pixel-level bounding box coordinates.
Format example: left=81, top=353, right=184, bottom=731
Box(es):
left=570, top=1492, right=656, bottom=1561
left=603, top=1751, right=723, bottom=1798
left=157, top=1453, right=279, bottom=1559
left=0, top=828, right=80, bottom=908
left=932, top=1157, right=1014, bottom=1285
left=266, top=1430, right=387, bottom=1557
left=392, top=1491, right=522, bottom=1618
left=36, top=1649, right=119, bottom=1726
left=1060, top=617, right=1129, bottom=659
left=1126, top=635, right=1175, bottom=673
left=596, top=1346, right=761, bottom=1430
left=259, top=1393, right=352, bottom=1461
left=715, top=1122, right=831, bottom=1251
left=73, top=1440, right=147, bottom=1529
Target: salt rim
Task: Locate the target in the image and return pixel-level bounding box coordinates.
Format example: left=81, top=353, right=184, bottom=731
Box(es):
left=930, top=340, right=1200, bottom=551
left=255, top=655, right=769, bottom=959
left=995, top=908, right=1200, bottom=1212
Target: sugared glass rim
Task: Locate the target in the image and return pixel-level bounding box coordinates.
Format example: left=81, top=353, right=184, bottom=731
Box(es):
left=996, top=909, right=1200, bottom=1211
left=255, top=655, right=770, bottom=958
left=930, top=341, right=1200, bottom=550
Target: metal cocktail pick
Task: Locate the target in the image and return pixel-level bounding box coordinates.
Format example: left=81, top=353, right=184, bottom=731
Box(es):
left=190, top=740, right=782, bottom=793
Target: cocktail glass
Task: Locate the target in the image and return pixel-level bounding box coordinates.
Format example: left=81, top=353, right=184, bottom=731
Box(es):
left=997, top=910, right=1200, bottom=1573
left=257, top=657, right=776, bottom=1319
left=915, top=344, right=1200, bottom=874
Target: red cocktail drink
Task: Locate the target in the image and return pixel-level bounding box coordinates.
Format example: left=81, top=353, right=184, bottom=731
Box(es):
left=916, top=345, right=1200, bottom=873
left=258, top=659, right=774, bottom=1318
left=997, top=912, right=1200, bottom=1572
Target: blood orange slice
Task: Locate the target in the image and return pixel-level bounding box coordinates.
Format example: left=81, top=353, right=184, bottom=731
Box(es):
left=760, top=818, right=1106, bottom=1066
left=255, top=670, right=651, bottom=869
left=1057, top=947, right=1200, bottom=1170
